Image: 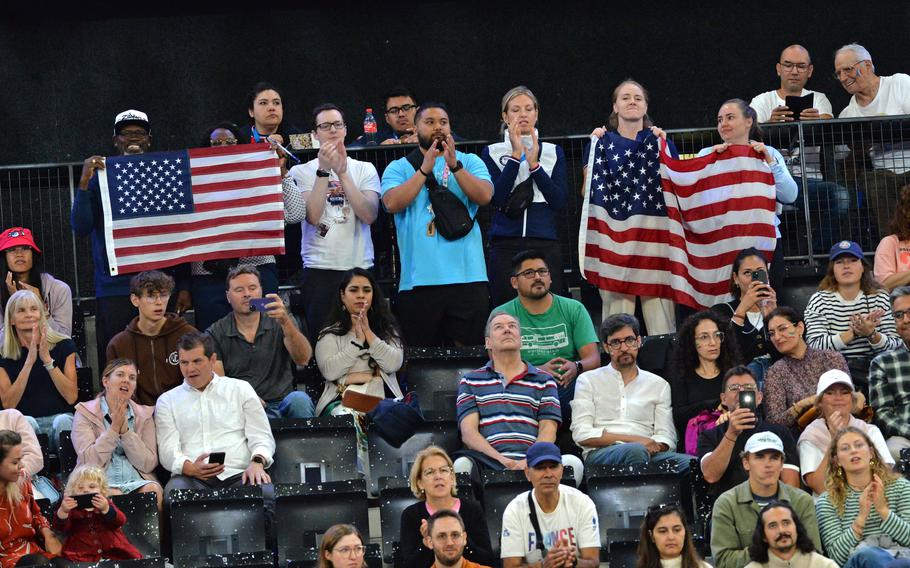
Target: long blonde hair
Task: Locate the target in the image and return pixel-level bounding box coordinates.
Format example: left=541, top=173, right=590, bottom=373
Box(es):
left=0, top=431, right=23, bottom=505
left=824, top=426, right=898, bottom=514
left=1, top=289, right=69, bottom=359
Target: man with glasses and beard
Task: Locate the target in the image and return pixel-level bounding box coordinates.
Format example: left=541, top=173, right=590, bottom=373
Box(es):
left=745, top=501, right=836, bottom=568
left=381, top=103, right=492, bottom=346
left=698, top=367, right=799, bottom=498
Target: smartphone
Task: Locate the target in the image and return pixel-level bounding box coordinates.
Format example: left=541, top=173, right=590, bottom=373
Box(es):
left=784, top=94, right=813, bottom=121
left=751, top=269, right=769, bottom=285
left=73, top=493, right=97, bottom=510
left=738, top=390, right=757, bottom=413
left=208, top=452, right=226, bottom=465
left=248, top=298, right=271, bottom=313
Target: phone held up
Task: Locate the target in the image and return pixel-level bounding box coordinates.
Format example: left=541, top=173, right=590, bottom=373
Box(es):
left=739, top=390, right=757, bottom=413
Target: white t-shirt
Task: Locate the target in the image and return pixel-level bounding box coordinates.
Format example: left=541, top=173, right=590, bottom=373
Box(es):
left=750, top=89, right=834, bottom=178
left=500, top=486, right=601, bottom=560
left=839, top=74, right=910, bottom=173
left=289, top=157, right=380, bottom=270
left=797, top=417, right=894, bottom=492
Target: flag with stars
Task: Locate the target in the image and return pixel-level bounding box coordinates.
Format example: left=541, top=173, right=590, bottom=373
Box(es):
left=98, top=143, right=285, bottom=275
left=579, top=135, right=777, bottom=309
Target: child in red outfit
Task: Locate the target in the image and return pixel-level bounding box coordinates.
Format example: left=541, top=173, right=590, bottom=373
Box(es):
left=53, top=465, right=141, bottom=562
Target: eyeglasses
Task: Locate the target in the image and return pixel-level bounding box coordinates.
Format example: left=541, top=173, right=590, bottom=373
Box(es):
left=514, top=268, right=550, bottom=279
left=695, top=331, right=725, bottom=344
left=726, top=383, right=757, bottom=392
left=780, top=61, right=810, bottom=72
left=894, top=310, right=910, bottom=321
left=316, top=121, right=346, bottom=132
left=333, top=545, right=366, bottom=557
left=606, top=336, right=639, bottom=351
left=422, top=466, right=454, bottom=478
left=833, top=60, right=868, bottom=80
left=767, top=323, right=797, bottom=339
left=210, top=138, right=237, bottom=147
left=141, top=293, right=170, bottom=304
left=386, top=104, right=418, bottom=115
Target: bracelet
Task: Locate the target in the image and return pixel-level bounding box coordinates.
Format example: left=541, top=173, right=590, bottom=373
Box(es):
left=43, top=360, right=54, bottom=371
left=418, top=168, right=430, bottom=177
left=350, top=340, right=367, bottom=350
left=724, top=433, right=737, bottom=443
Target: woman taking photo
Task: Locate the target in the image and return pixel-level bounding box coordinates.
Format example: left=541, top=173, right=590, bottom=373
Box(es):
left=804, top=241, right=901, bottom=391
left=184, top=120, right=305, bottom=331
left=670, top=311, right=740, bottom=446
left=764, top=306, right=852, bottom=429
left=397, top=446, right=493, bottom=568
left=584, top=79, right=677, bottom=335
left=817, top=427, right=910, bottom=568
left=874, top=185, right=910, bottom=291
left=698, top=100, right=798, bottom=290
left=636, top=504, right=711, bottom=568
left=71, top=358, right=162, bottom=508
left=0, top=430, right=62, bottom=567
left=481, top=86, right=568, bottom=305
left=320, top=524, right=367, bottom=568
left=0, top=227, right=72, bottom=336
left=0, top=290, right=77, bottom=452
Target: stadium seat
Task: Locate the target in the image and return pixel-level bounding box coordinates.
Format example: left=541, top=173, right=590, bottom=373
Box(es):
left=35, top=433, right=56, bottom=476
left=67, top=559, right=168, bottom=568
left=690, top=458, right=715, bottom=540
left=111, top=491, right=160, bottom=558
left=585, top=463, right=689, bottom=561
left=402, top=347, right=488, bottom=420
left=637, top=333, right=676, bottom=378
left=181, top=551, right=275, bottom=567
left=77, top=366, right=94, bottom=402
left=169, top=486, right=267, bottom=566
left=366, top=419, right=460, bottom=496
left=275, top=479, right=370, bottom=566
left=285, top=543, right=382, bottom=568
left=270, top=416, right=359, bottom=485
left=58, top=430, right=77, bottom=476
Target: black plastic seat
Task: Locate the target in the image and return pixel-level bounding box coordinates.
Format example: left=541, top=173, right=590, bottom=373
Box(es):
left=366, top=419, right=460, bottom=496
left=59, top=430, right=77, bottom=476
left=181, top=550, right=275, bottom=567
left=403, top=347, right=488, bottom=420
left=169, top=486, right=266, bottom=565
left=111, top=491, right=160, bottom=558
left=481, top=470, right=533, bottom=559
left=68, top=559, right=168, bottom=568
left=275, top=479, right=370, bottom=566
left=77, top=366, right=95, bottom=402
left=270, top=416, right=360, bottom=485
left=637, top=333, right=676, bottom=377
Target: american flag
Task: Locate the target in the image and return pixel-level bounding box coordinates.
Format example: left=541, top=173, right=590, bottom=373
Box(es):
left=579, top=134, right=777, bottom=309
left=98, top=143, right=286, bottom=275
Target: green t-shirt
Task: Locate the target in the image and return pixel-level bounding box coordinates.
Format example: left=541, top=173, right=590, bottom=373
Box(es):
left=496, top=294, right=599, bottom=366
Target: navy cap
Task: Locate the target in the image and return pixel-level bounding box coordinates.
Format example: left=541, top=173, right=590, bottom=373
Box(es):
left=526, top=442, right=562, bottom=467
left=829, top=240, right=863, bottom=261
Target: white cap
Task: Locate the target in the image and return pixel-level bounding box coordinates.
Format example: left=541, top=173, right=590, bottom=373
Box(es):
left=113, top=109, right=150, bottom=133
left=816, top=369, right=855, bottom=396
left=744, top=431, right=784, bottom=454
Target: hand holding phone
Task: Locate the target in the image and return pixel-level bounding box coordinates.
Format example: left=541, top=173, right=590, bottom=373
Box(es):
left=73, top=493, right=98, bottom=510
left=249, top=298, right=271, bottom=313
left=739, top=390, right=757, bottom=413
left=208, top=452, right=226, bottom=465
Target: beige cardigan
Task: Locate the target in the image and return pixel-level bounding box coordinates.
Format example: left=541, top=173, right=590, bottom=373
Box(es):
left=71, top=397, right=159, bottom=482
left=0, top=409, right=43, bottom=475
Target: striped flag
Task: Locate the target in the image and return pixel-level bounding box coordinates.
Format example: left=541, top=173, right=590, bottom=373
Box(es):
left=579, top=135, right=777, bottom=309
left=98, top=143, right=285, bottom=275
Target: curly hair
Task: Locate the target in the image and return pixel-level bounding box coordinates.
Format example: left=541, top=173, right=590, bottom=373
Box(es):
left=672, top=310, right=741, bottom=379
left=824, top=426, right=899, bottom=514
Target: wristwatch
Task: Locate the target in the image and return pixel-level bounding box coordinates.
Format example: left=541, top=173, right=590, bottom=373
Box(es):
left=449, top=160, right=463, bottom=174
left=316, top=169, right=331, bottom=178
left=251, top=455, right=266, bottom=466
left=573, top=360, right=583, bottom=374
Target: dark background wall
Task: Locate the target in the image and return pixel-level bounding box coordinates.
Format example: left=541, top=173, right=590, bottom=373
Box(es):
left=1, top=1, right=908, bottom=166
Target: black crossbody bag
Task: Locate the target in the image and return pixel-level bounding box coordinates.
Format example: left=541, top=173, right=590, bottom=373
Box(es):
left=527, top=491, right=548, bottom=557
left=405, top=149, right=474, bottom=240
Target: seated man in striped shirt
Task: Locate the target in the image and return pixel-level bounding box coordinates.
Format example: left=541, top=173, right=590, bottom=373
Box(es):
left=453, top=310, right=584, bottom=485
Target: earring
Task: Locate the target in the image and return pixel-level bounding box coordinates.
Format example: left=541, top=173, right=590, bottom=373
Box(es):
left=870, top=459, right=876, bottom=469
left=342, top=305, right=347, bottom=312
left=837, top=466, right=844, bottom=479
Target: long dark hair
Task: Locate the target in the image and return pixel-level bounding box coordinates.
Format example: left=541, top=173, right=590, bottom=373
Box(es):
left=748, top=501, right=816, bottom=563
left=729, top=248, right=769, bottom=298
left=0, top=246, right=46, bottom=315
left=817, top=256, right=883, bottom=295
left=672, top=310, right=740, bottom=379
left=720, top=98, right=764, bottom=143
left=317, top=268, right=402, bottom=344
left=636, top=504, right=702, bottom=568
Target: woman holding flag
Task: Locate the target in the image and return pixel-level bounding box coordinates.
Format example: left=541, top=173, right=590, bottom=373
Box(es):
left=583, top=79, right=678, bottom=335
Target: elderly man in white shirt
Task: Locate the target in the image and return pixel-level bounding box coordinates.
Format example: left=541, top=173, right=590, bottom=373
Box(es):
left=156, top=331, right=276, bottom=513
left=571, top=313, right=692, bottom=470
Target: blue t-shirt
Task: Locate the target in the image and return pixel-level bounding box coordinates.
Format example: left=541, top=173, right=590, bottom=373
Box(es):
left=380, top=151, right=491, bottom=291
left=0, top=339, right=77, bottom=418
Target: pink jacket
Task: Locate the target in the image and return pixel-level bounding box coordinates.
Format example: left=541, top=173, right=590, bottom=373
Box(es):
left=0, top=409, right=43, bottom=475
left=71, top=398, right=159, bottom=482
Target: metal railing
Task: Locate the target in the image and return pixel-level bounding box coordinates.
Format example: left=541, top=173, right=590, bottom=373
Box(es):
left=2, top=115, right=908, bottom=301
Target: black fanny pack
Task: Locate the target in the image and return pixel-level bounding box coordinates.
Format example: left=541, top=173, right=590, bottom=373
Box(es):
left=405, top=149, right=474, bottom=240
left=501, top=177, right=534, bottom=218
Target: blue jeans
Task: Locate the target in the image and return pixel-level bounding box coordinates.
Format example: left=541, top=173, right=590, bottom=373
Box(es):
left=585, top=442, right=691, bottom=472
left=844, top=546, right=894, bottom=568
left=793, top=177, right=850, bottom=253
left=25, top=413, right=73, bottom=455
left=265, top=391, right=315, bottom=419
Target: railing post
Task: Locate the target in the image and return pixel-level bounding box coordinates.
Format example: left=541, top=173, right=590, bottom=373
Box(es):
left=796, top=121, right=816, bottom=267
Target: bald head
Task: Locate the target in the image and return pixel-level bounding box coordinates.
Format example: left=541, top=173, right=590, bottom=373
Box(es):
left=777, top=45, right=814, bottom=94
left=780, top=45, right=811, bottom=64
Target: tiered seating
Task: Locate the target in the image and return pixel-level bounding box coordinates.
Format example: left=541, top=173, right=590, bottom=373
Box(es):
left=112, top=491, right=160, bottom=558
left=270, top=416, right=359, bottom=485
left=366, top=418, right=460, bottom=495
left=404, top=347, right=488, bottom=420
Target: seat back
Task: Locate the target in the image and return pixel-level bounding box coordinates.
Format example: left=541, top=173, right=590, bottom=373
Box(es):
left=366, top=419, right=459, bottom=496
left=481, top=470, right=531, bottom=560
left=169, top=486, right=266, bottom=565
left=180, top=550, right=275, bottom=567
left=77, top=366, right=95, bottom=402
left=111, top=491, right=160, bottom=557
left=270, top=416, right=359, bottom=485
left=377, top=477, right=416, bottom=564
left=403, top=347, right=488, bottom=419
left=59, top=430, right=77, bottom=476
left=275, top=480, right=370, bottom=566
left=637, top=333, right=676, bottom=378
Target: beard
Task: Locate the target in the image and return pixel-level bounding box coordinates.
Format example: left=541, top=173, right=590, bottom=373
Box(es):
left=418, top=131, right=445, bottom=151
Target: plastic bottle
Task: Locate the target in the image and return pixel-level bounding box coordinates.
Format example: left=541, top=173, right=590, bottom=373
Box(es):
left=363, top=108, right=378, bottom=145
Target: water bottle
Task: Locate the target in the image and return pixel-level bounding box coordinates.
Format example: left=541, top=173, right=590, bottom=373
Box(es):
left=363, top=108, right=378, bottom=145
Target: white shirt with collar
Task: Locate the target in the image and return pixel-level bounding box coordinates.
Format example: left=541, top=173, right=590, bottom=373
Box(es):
left=570, top=363, right=677, bottom=457
left=155, top=373, right=276, bottom=480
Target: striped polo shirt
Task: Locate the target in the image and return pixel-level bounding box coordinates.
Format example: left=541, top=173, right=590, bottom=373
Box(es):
left=456, top=361, right=562, bottom=459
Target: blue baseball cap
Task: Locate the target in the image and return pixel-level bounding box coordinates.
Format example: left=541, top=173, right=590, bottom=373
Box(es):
left=526, top=442, right=562, bottom=467
left=829, top=240, right=863, bottom=261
